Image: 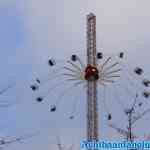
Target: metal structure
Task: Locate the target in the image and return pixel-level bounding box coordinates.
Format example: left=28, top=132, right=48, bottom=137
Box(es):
left=31, top=13, right=122, bottom=146
left=109, top=95, right=150, bottom=141
left=107, top=72, right=150, bottom=150
left=27, top=12, right=150, bottom=150
left=86, top=13, right=98, bottom=141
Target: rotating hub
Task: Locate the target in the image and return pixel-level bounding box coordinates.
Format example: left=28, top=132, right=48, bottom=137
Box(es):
left=84, top=65, right=99, bottom=81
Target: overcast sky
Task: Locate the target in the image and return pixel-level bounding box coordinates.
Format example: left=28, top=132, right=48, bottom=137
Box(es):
left=0, top=0, right=150, bottom=150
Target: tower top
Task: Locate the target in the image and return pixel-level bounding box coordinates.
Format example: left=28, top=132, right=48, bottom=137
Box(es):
left=87, top=13, right=96, bottom=20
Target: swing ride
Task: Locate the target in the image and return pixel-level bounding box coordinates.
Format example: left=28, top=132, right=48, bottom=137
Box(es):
left=29, top=13, right=150, bottom=145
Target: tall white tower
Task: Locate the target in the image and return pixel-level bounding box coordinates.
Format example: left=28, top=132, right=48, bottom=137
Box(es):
left=86, top=13, right=98, bottom=141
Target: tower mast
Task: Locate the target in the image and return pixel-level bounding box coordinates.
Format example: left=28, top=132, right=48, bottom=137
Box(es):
left=86, top=13, right=98, bottom=141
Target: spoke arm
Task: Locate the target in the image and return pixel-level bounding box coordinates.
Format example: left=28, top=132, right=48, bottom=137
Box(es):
left=63, top=73, right=79, bottom=78
left=64, top=66, right=80, bottom=74
left=100, top=79, right=115, bottom=83
left=76, top=56, right=85, bottom=69
left=101, top=57, right=112, bottom=69
left=65, top=78, right=83, bottom=81
left=67, top=61, right=82, bottom=72
left=63, top=72, right=84, bottom=81
left=104, top=62, right=119, bottom=71
left=104, top=69, right=122, bottom=76
left=97, top=80, right=107, bottom=86
left=103, top=75, right=120, bottom=79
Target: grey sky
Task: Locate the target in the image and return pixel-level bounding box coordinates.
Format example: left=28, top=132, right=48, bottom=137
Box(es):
left=0, top=0, right=150, bottom=150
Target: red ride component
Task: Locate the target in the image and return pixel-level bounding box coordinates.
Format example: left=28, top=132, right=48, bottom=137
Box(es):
left=84, top=65, right=99, bottom=81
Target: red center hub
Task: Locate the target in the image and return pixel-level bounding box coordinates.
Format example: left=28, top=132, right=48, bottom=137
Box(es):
left=84, top=65, right=99, bottom=81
